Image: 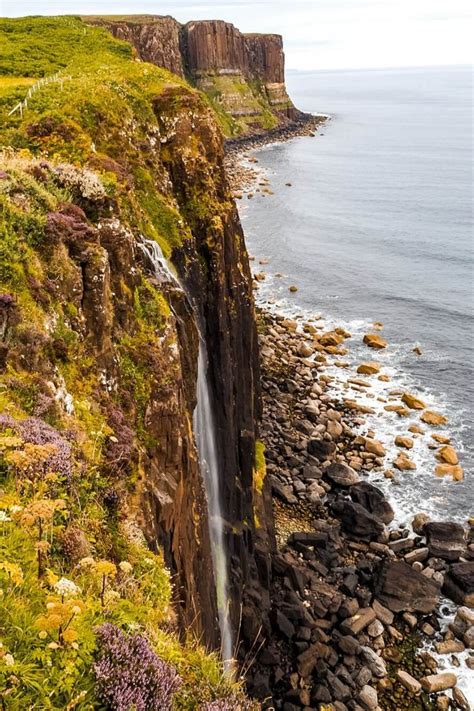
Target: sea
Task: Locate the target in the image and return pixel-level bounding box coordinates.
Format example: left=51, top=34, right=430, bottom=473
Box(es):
left=238, top=64, right=473, bottom=699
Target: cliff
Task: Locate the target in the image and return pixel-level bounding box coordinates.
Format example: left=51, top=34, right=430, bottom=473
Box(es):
left=85, top=15, right=300, bottom=136
left=0, top=16, right=269, bottom=708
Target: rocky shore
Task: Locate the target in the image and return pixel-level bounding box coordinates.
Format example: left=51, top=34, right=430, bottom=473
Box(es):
left=247, top=308, right=473, bottom=711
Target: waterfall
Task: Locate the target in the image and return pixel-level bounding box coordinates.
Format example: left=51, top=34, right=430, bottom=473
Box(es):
left=140, top=239, right=234, bottom=671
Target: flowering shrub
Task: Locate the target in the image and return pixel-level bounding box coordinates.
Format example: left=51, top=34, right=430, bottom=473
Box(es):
left=94, top=624, right=182, bottom=711
left=201, top=698, right=259, bottom=711
left=0, top=415, right=73, bottom=483
left=53, top=164, right=106, bottom=202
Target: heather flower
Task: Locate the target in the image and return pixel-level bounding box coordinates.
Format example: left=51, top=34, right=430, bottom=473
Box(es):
left=201, top=698, right=258, bottom=711
left=53, top=164, right=106, bottom=202
left=94, top=624, right=182, bottom=711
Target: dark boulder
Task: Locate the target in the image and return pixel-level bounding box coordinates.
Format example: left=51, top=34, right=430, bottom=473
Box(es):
left=375, top=560, right=441, bottom=613
left=424, top=521, right=466, bottom=561
left=324, top=461, right=361, bottom=486
left=442, top=561, right=474, bottom=606
left=349, top=481, right=394, bottom=524
left=307, top=439, right=336, bottom=461
left=331, top=500, right=385, bottom=541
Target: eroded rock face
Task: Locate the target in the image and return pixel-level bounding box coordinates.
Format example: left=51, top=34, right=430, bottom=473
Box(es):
left=375, top=561, right=441, bottom=612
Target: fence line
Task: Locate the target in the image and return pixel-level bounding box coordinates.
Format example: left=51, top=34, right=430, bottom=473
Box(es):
left=8, top=73, right=72, bottom=118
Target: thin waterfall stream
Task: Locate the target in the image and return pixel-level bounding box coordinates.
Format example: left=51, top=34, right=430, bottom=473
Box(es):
left=139, top=239, right=234, bottom=671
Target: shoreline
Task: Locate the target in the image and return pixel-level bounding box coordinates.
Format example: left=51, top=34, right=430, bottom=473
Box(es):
left=251, top=306, right=473, bottom=710
left=225, top=130, right=474, bottom=708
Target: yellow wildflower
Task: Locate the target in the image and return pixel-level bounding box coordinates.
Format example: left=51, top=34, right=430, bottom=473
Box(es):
left=96, top=560, right=117, bottom=578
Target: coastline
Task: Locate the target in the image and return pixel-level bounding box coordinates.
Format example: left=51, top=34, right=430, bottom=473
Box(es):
left=228, top=132, right=474, bottom=708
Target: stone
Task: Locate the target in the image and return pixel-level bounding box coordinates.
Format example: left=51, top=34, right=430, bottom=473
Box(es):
left=307, top=439, right=336, bottom=461
left=360, top=646, right=387, bottom=677
left=412, top=513, right=430, bottom=535
left=272, top=479, right=298, bottom=505
left=364, top=438, right=386, bottom=457
left=375, top=560, right=440, bottom=613
left=453, top=687, right=470, bottom=710
left=275, top=610, right=296, bottom=639
left=297, top=643, right=326, bottom=677
left=424, top=521, right=466, bottom=561
left=357, top=362, right=381, bottom=375
left=298, top=342, right=313, bottom=358
left=404, top=547, right=429, bottom=564
left=358, top=685, right=378, bottom=709
left=435, top=639, right=464, bottom=654
left=408, top=423, right=424, bottom=434
left=436, top=445, right=459, bottom=465
left=338, top=635, right=361, bottom=655
left=396, top=670, right=421, bottom=694
left=402, top=392, right=426, bottom=410
left=450, top=606, right=474, bottom=641
left=421, top=410, right=448, bottom=425
left=324, top=462, right=360, bottom=486
left=363, top=333, right=387, bottom=349
left=331, top=501, right=385, bottom=541
left=420, top=673, right=457, bottom=693
left=442, top=561, right=474, bottom=606
left=435, top=463, right=464, bottom=481
left=393, top=452, right=416, bottom=471
left=340, top=608, right=376, bottom=635
left=372, top=599, right=394, bottom=626
left=432, top=433, right=451, bottom=444
left=394, top=435, right=414, bottom=449
left=349, top=482, right=395, bottom=524
left=367, top=619, right=384, bottom=638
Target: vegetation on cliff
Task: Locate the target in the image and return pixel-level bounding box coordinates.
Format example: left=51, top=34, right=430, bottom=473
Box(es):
left=0, top=16, right=257, bottom=710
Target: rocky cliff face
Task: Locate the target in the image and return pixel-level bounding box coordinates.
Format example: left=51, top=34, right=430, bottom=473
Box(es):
left=87, top=15, right=299, bottom=136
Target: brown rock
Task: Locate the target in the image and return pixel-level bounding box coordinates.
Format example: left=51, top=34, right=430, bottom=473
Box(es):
left=357, top=362, right=381, bottom=375
left=289, top=285, right=298, bottom=292
left=408, top=423, right=424, bottom=434
left=412, top=513, right=430, bottom=535
left=363, top=333, right=387, bottom=349
left=396, top=669, right=421, bottom=694
left=425, top=521, right=466, bottom=561
left=393, top=452, right=416, bottom=471
left=435, top=463, right=464, bottom=481
left=421, top=410, right=448, bottom=425
left=442, top=562, right=474, bottom=606
left=395, top=435, right=414, bottom=449
left=420, top=673, right=457, bottom=693
left=364, top=438, right=386, bottom=457
left=432, top=433, right=450, bottom=444
left=340, top=607, right=376, bottom=635
left=436, top=445, right=459, bottom=465
left=378, top=374, right=391, bottom=382
left=320, top=331, right=344, bottom=347
left=375, top=561, right=440, bottom=613
left=402, top=392, right=426, bottom=410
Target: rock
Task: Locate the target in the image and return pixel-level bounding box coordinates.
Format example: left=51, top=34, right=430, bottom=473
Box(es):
left=320, top=331, right=344, bottom=347
left=450, top=606, right=474, bottom=642
left=424, top=521, right=466, bottom=561
left=396, top=670, right=421, bottom=694
left=402, top=392, right=426, bottom=410
left=272, top=479, right=298, bottom=505
left=372, top=599, right=394, bottom=626
left=357, top=362, right=381, bottom=375
left=331, top=501, right=385, bottom=541
left=338, top=635, right=361, bottom=655
left=420, top=673, right=457, bottom=693
left=421, top=410, right=448, bottom=425
left=349, top=482, right=394, bottom=524
left=435, top=463, right=464, bottom=481
left=413, top=345, right=423, bottom=355
left=307, top=439, right=336, bottom=461
left=367, top=619, right=384, bottom=637
left=358, top=685, right=378, bottom=709
left=364, top=438, right=386, bottom=457
left=297, top=643, right=324, bottom=677
left=324, top=462, right=361, bottom=487
left=375, top=561, right=440, bottom=613
left=363, top=334, right=387, bottom=349
left=453, top=687, right=470, bottom=710
left=412, top=513, right=430, bottom=535
left=408, top=423, right=424, bottom=434
left=435, top=639, right=464, bottom=654
left=394, top=435, right=414, bottom=449
left=442, top=561, right=474, bottom=606
left=340, top=608, right=376, bottom=636
left=436, top=445, right=459, bottom=465
left=360, top=646, right=387, bottom=677
left=275, top=610, right=296, bottom=639
left=404, top=547, right=429, bottom=564
left=432, top=433, right=450, bottom=444
left=297, top=342, right=313, bottom=357
left=393, top=452, right=416, bottom=471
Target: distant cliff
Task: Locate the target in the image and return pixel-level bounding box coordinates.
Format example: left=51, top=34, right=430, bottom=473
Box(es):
left=85, top=15, right=301, bottom=136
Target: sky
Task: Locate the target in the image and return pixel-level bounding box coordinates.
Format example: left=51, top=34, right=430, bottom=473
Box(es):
left=1, top=0, right=473, bottom=71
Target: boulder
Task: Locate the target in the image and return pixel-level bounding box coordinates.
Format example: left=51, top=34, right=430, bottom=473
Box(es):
left=364, top=438, right=386, bottom=457
left=412, top=512, right=430, bottom=534
left=442, top=561, right=474, bottom=606
left=332, top=500, right=385, bottom=541
left=394, top=435, right=414, bottom=449
left=436, top=445, right=459, bottom=465
left=432, top=433, right=450, bottom=444
left=421, top=410, right=448, bottom=425
left=360, top=646, right=387, bottom=677
left=420, top=673, right=457, bottom=693
left=340, top=608, right=376, bottom=635
left=396, top=670, right=421, bottom=694
left=358, top=685, right=378, bottom=709
left=324, top=462, right=361, bottom=487
left=408, top=423, right=424, bottom=434
left=357, top=362, right=381, bottom=375
left=435, top=463, right=464, bottom=481
left=320, top=331, right=344, bottom=347
left=349, top=482, right=394, bottom=524
left=307, top=439, right=336, bottom=461
left=393, top=452, right=416, bottom=471
left=375, top=561, right=440, bottom=613
left=363, top=333, right=387, bottom=349
left=402, top=392, right=426, bottom=410
left=424, top=521, right=466, bottom=561
left=297, top=342, right=313, bottom=358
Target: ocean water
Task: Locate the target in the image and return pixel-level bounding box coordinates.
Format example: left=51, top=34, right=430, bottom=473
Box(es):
left=239, top=65, right=473, bottom=523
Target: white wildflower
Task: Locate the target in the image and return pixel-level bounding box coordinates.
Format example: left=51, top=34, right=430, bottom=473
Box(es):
left=118, top=561, right=133, bottom=575
left=0, top=511, right=11, bottom=523
left=4, top=653, right=14, bottom=666
left=54, top=577, right=81, bottom=598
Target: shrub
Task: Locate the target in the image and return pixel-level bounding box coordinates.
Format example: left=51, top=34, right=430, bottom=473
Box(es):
left=94, top=623, right=182, bottom=711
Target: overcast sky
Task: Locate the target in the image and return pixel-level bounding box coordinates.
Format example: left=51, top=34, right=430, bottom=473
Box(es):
left=1, top=0, right=472, bottom=70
